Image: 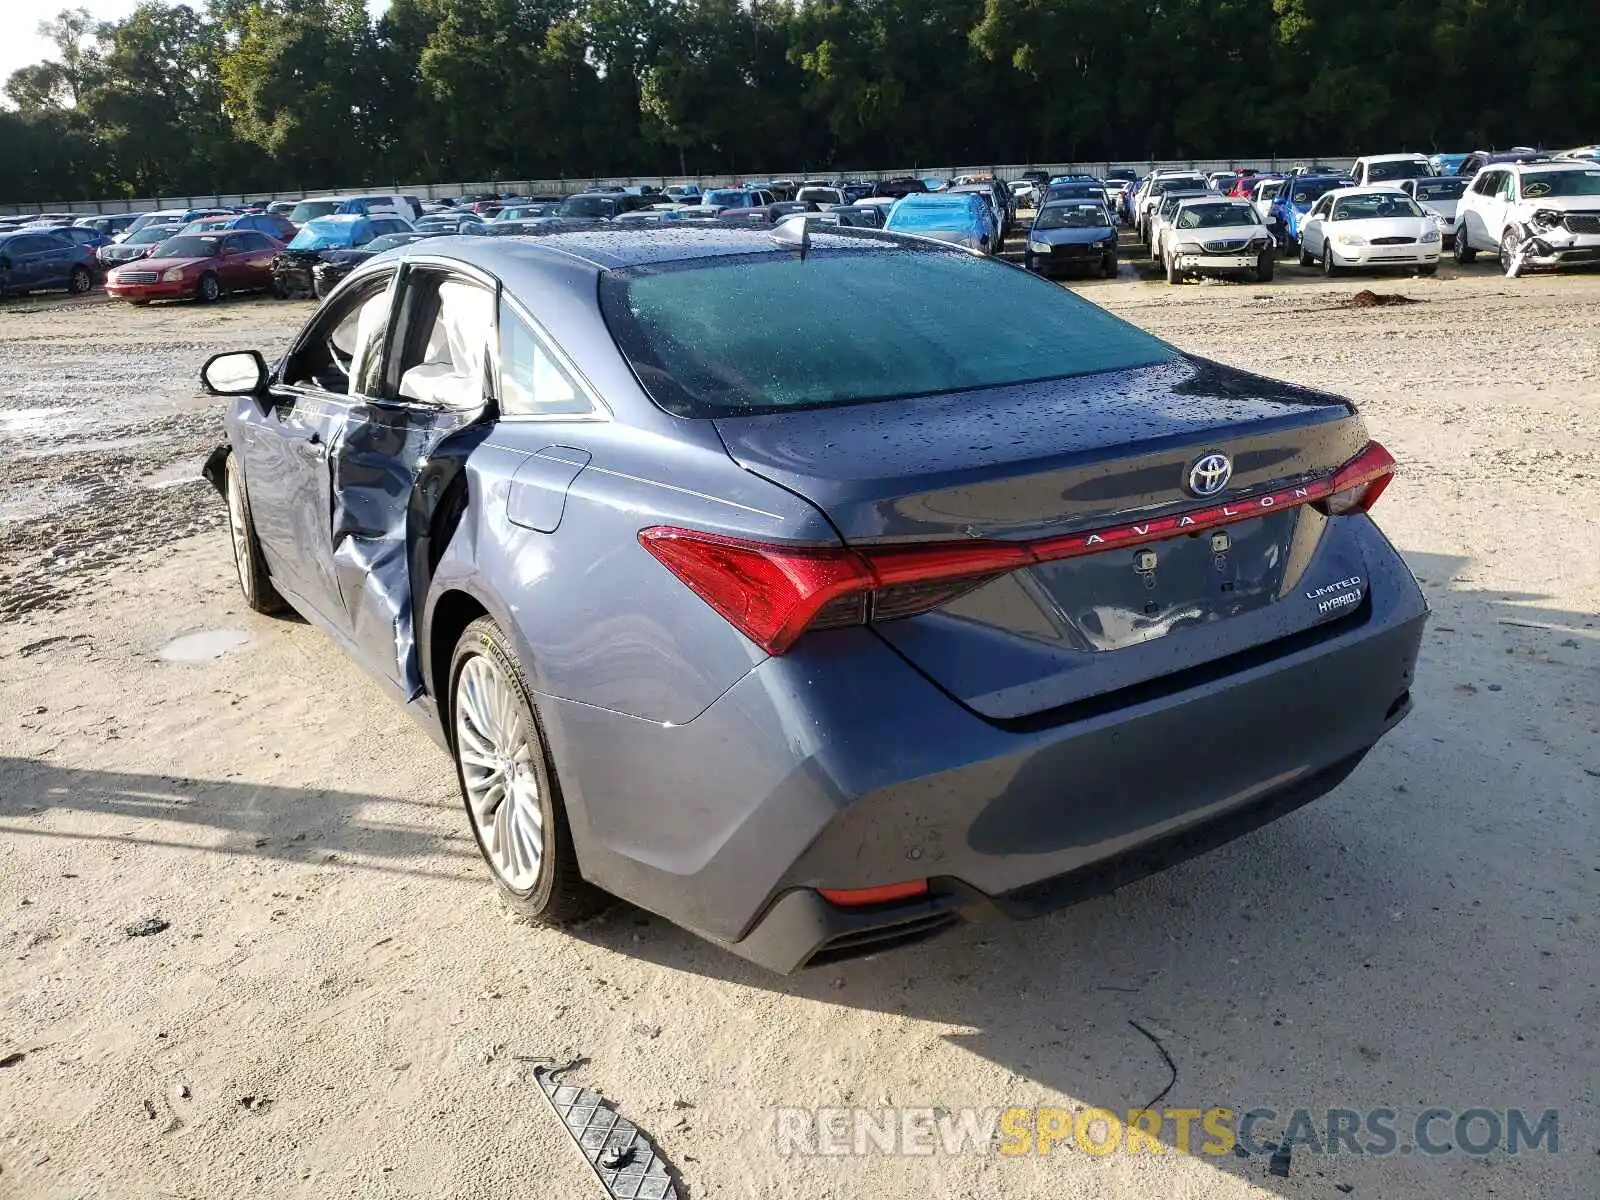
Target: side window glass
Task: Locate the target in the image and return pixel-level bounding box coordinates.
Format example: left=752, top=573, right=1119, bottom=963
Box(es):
left=284, top=273, right=394, bottom=395
left=498, top=299, right=594, bottom=418
left=395, top=272, right=495, bottom=409
left=1497, top=174, right=1515, bottom=200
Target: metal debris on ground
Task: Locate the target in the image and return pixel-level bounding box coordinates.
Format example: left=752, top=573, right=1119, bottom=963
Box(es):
left=533, top=1063, right=682, bottom=1200
left=123, top=917, right=169, bottom=938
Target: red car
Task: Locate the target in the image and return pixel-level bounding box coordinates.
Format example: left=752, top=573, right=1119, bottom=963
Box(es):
left=105, top=230, right=283, bottom=304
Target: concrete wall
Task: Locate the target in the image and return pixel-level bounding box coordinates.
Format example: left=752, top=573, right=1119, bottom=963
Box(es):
left=0, top=157, right=1359, bottom=216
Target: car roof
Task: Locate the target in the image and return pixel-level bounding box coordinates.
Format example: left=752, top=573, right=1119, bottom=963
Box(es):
left=382, top=225, right=922, bottom=277
left=1503, top=159, right=1594, bottom=173
left=1175, top=195, right=1254, bottom=205
left=1359, top=152, right=1430, bottom=163
left=1322, top=187, right=1417, bottom=199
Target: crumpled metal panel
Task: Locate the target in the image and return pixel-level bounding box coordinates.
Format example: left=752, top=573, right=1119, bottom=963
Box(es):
left=533, top=1066, right=681, bottom=1200
left=327, top=402, right=491, bottom=695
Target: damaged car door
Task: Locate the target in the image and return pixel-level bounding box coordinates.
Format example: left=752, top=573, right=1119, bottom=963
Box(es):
left=234, top=271, right=400, bottom=628
left=316, top=262, right=497, bottom=695
left=234, top=262, right=495, bottom=695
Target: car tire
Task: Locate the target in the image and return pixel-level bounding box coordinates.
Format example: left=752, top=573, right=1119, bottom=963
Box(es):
left=1298, top=241, right=1314, bottom=267
left=1165, top=251, right=1180, bottom=285
left=1322, top=244, right=1341, bottom=276
left=224, top=451, right=288, bottom=616
left=1255, top=250, right=1275, bottom=282
left=68, top=265, right=92, bottom=294
left=1499, top=229, right=1523, bottom=277
left=449, top=616, right=607, bottom=925
left=1103, top=251, right=1118, bottom=279
left=197, top=272, right=220, bottom=303
left=1454, top=225, right=1477, bottom=264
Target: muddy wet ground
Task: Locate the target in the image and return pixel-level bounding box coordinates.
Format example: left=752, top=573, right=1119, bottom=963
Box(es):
left=1, top=249, right=1596, bottom=1200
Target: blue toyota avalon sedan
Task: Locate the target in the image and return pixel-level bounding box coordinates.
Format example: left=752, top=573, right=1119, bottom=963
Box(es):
left=200, top=225, right=1426, bottom=972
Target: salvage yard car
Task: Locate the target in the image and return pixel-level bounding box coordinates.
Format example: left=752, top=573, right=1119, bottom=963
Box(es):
left=197, top=225, right=1426, bottom=973
left=272, top=214, right=413, bottom=298
left=884, top=192, right=997, bottom=252
left=1297, top=187, right=1441, bottom=275
left=106, top=230, right=284, bottom=304
left=1158, top=197, right=1276, bottom=283
left=1396, top=175, right=1469, bottom=247
left=1024, top=199, right=1118, bottom=277
left=1452, top=160, right=1600, bottom=275
left=0, top=228, right=100, bottom=296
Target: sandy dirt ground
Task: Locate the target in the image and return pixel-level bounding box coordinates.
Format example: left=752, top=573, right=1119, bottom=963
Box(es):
left=1, top=250, right=1596, bottom=1200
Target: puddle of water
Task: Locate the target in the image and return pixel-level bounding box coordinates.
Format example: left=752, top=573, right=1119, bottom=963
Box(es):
left=141, top=459, right=207, bottom=490
left=0, top=484, right=89, bottom=524
left=17, top=435, right=155, bottom=459
left=157, top=629, right=253, bottom=663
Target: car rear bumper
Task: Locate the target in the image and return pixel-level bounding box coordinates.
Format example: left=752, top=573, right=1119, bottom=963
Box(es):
left=538, top=522, right=1427, bottom=972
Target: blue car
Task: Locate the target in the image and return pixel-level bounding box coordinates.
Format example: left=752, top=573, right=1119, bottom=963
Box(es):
left=884, top=193, right=997, bottom=252
left=1429, top=153, right=1469, bottom=176
left=0, top=228, right=100, bottom=296
left=197, top=226, right=1424, bottom=973
left=1272, top=174, right=1356, bottom=246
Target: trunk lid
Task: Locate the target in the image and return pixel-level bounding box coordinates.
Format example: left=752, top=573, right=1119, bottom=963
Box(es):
left=714, top=356, right=1376, bottom=719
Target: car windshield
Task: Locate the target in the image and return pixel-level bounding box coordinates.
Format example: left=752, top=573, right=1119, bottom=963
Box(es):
left=1290, top=180, right=1344, bottom=204
left=1034, top=204, right=1110, bottom=229
left=1176, top=202, right=1259, bottom=229
left=704, top=190, right=749, bottom=206
left=600, top=249, right=1174, bottom=417
left=1154, top=177, right=1208, bottom=194
left=289, top=200, right=343, bottom=223
left=126, top=225, right=182, bottom=245
left=1414, top=179, right=1468, bottom=201
left=1366, top=160, right=1431, bottom=182
left=559, top=196, right=618, bottom=218
left=1519, top=170, right=1600, bottom=198
left=1331, top=194, right=1425, bottom=220
left=152, top=235, right=223, bottom=258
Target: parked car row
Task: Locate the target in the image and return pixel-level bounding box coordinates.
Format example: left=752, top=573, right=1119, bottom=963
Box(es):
left=1097, top=150, right=1600, bottom=281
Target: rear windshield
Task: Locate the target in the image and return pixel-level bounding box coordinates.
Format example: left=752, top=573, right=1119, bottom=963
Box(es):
left=887, top=200, right=981, bottom=231
left=127, top=225, right=182, bottom=245
left=599, top=248, right=1174, bottom=417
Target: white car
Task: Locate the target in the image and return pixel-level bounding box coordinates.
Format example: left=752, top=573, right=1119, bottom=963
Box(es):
left=1135, top=172, right=1212, bottom=244
left=1249, top=177, right=1287, bottom=225
left=1149, top=189, right=1214, bottom=262
left=1453, top=160, right=1600, bottom=275
left=1395, top=176, right=1469, bottom=247
left=795, top=186, right=845, bottom=207
left=1159, top=197, right=1278, bottom=284
left=1009, top=180, right=1040, bottom=207
left=1296, top=187, right=1441, bottom=275
left=1349, top=153, right=1434, bottom=187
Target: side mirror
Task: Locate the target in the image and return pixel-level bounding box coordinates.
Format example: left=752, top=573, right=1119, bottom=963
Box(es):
left=201, top=349, right=269, bottom=396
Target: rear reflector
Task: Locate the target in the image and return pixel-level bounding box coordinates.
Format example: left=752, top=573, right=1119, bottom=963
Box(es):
left=640, top=441, right=1396, bottom=655
left=818, top=880, right=930, bottom=907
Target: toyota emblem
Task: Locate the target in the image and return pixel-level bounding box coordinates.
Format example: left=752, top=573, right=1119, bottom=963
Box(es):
left=1187, top=452, right=1232, bottom=497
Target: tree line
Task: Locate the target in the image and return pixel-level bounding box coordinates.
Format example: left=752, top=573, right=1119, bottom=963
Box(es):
left=3, top=0, right=1597, bottom=203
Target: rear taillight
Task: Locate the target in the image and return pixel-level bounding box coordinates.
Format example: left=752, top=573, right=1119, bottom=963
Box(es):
left=636, top=527, right=1023, bottom=655
left=642, top=441, right=1395, bottom=655
left=1316, top=440, right=1396, bottom=515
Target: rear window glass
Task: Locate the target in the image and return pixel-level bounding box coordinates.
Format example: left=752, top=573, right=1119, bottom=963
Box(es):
left=600, top=247, right=1174, bottom=417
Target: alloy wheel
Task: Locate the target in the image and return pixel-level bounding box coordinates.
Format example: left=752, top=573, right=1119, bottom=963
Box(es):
left=454, top=654, right=545, bottom=891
